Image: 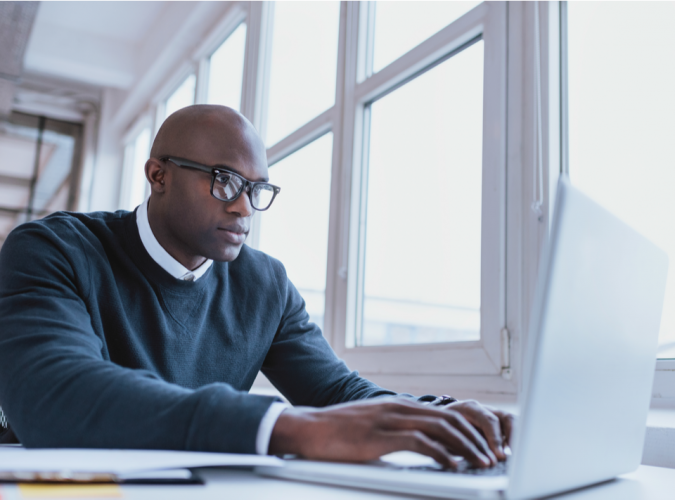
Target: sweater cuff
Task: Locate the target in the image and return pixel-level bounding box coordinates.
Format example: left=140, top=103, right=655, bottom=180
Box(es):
left=255, top=402, right=288, bottom=455
left=185, top=384, right=281, bottom=454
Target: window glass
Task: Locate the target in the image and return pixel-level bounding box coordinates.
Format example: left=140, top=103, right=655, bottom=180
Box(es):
left=258, top=133, right=333, bottom=331
left=359, top=41, right=484, bottom=347
left=164, top=74, right=196, bottom=119
left=122, top=128, right=151, bottom=211
left=266, top=2, right=340, bottom=146
left=373, top=1, right=480, bottom=73
left=568, top=3, right=675, bottom=359
left=207, top=23, right=247, bottom=111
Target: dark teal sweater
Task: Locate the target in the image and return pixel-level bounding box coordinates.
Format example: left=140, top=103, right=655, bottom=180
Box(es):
left=0, top=210, right=394, bottom=452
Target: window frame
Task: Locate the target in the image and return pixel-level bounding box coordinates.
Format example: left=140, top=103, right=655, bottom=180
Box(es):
left=328, top=2, right=508, bottom=382
left=117, top=1, right=591, bottom=401
left=193, top=6, right=248, bottom=110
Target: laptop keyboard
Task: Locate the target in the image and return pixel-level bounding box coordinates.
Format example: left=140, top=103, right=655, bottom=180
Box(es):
left=408, top=458, right=509, bottom=476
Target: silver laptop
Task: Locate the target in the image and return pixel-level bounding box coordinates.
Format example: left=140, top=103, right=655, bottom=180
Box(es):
left=257, top=177, right=668, bottom=499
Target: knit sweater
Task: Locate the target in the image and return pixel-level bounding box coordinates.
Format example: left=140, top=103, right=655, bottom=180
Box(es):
left=0, top=210, right=394, bottom=452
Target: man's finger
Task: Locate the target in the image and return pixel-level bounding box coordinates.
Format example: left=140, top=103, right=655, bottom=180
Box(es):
left=448, top=402, right=506, bottom=461
left=384, top=430, right=458, bottom=470
left=440, top=411, right=497, bottom=466
left=383, top=415, right=491, bottom=468
left=492, top=409, right=515, bottom=448
left=388, top=401, right=497, bottom=465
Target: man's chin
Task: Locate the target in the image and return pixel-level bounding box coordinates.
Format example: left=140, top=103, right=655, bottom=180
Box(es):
left=211, top=243, right=244, bottom=263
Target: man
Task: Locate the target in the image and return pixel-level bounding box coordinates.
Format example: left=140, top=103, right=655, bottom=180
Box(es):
left=0, top=105, right=512, bottom=470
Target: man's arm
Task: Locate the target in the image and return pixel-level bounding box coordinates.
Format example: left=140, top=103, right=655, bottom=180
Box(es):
left=262, top=261, right=514, bottom=467
left=0, top=220, right=277, bottom=452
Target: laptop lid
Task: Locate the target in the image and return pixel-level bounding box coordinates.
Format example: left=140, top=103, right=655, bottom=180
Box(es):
left=507, top=177, right=668, bottom=499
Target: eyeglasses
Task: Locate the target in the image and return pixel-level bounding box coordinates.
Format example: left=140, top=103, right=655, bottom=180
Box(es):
left=161, top=156, right=280, bottom=211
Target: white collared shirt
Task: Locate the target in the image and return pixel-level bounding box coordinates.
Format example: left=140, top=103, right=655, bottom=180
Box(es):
left=136, top=197, right=286, bottom=454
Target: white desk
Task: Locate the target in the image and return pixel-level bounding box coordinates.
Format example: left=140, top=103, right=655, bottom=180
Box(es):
left=2, top=465, right=672, bottom=500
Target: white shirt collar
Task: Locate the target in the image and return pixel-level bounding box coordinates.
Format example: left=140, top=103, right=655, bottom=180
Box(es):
left=136, top=197, right=213, bottom=282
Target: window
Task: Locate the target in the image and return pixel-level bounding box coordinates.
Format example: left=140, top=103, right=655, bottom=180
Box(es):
left=258, top=133, right=334, bottom=331
left=164, top=74, right=196, bottom=120
left=124, top=1, right=512, bottom=396
left=356, top=40, right=484, bottom=347
left=120, top=127, right=151, bottom=211
left=265, top=1, right=340, bottom=146
left=207, top=23, right=247, bottom=111
left=566, top=2, right=675, bottom=360
left=371, top=1, right=480, bottom=73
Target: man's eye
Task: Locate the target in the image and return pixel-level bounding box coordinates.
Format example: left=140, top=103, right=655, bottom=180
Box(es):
left=215, top=174, right=232, bottom=185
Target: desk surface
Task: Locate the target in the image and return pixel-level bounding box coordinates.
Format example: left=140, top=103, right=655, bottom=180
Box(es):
left=1, top=465, right=673, bottom=500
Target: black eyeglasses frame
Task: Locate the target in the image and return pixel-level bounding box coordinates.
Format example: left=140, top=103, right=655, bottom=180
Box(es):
left=160, top=156, right=280, bottom=211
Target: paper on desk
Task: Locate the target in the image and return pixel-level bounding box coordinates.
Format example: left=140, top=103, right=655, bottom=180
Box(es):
left=0, top=449, right=282, bottom=475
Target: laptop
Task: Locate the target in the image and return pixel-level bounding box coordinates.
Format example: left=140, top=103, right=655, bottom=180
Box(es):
left=256, top=177, right=669, bottom=499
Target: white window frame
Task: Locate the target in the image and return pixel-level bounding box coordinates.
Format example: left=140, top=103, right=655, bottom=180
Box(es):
left=330, top=2, right=508, bottom=387
left=241, top=2, right=520, bottom=398
left=193, top=5, right=248, bottom=109
left=130, top=1, right=675, bottom=405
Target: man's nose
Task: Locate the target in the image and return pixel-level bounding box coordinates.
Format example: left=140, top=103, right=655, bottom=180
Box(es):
left=226, top=188, right=254, bottom=218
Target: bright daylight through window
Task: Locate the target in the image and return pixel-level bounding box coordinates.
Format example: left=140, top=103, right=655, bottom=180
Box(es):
left=258, top=133, right=333, bottom=331
left=164, top=74, right=196, bottom=120
left=372, top=1, right=480, bottom=73
left=207, top=23, right=247, bottom=111
left=567, top=2, right=675, bottom=359
left=357, top=40, right=484, bottom=347
left=265, top=2, right=339, bottom=146
left=121, top=128, right=151, bottom=212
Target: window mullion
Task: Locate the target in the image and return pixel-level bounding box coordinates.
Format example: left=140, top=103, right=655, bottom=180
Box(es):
left=328, top=0, right=362, bottom=353
left=242, top=1, right=272, bottom=252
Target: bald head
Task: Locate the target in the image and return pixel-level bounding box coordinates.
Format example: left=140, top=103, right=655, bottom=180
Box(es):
left=151, top=105, right=266, bottom=166
left=143, top=105, right=270, bottom=266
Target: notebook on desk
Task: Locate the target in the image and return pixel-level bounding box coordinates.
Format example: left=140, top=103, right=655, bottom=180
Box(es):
left=0, top=448, right=282, bottom=484
left=256, top=177, right=669, bottom=499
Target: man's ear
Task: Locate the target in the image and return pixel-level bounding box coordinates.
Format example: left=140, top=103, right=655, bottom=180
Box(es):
left=145, top=158, right=167, bottom=193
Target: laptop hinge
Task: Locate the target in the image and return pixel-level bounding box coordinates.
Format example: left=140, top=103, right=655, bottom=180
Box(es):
left=500, top=327, right=512, bottom=380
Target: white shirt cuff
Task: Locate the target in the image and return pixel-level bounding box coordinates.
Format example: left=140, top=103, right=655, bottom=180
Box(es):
left=255, top=402, right=288, bottom=455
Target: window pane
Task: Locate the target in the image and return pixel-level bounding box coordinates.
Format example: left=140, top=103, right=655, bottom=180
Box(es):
left=568, top=3, right=675, bottom=359
left=373, top=1, right=480, bottom=73
left=258, top=133, right=333, bottom=331
left=208, top=23, right=247, bottom=111
left=266, top=2, right=339, bottom=146
left=165, top=74, right=196, bottom=119
left=359, top=41, right=484, bottom=347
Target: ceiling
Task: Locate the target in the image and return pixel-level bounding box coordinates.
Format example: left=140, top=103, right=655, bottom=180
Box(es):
left=24, top=1, right=171, bottom=89
left=35, top=1, right=167, bottom=45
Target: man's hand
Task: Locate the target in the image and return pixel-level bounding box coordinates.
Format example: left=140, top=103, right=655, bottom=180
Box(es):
left=443, top=400, right=515, bottom=462
left=268, top=398, right=514, bottom=470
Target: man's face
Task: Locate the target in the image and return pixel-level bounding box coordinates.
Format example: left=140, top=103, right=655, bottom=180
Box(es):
left=157, top=115, right=269, bottom=262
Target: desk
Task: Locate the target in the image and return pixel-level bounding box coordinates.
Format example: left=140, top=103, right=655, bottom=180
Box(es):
left=1, top=465, right=672, bottom=500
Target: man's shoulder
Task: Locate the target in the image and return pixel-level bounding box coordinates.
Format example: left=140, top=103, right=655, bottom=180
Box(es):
left=3, top=210, right=133, bottom=257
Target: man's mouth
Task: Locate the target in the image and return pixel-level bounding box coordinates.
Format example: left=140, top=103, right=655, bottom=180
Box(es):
left=217, top=225, right=248, bottom=245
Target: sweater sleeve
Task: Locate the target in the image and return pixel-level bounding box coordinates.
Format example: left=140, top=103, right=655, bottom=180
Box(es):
left=0, top=220, right=278, bottom=452
left=261, top=259, right=397, bottom=407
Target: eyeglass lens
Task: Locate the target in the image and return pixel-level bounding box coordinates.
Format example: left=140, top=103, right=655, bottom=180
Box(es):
left=213, top=172, right=275, bottom=210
